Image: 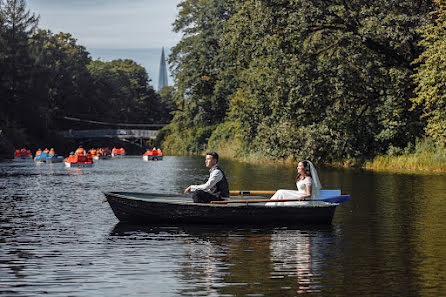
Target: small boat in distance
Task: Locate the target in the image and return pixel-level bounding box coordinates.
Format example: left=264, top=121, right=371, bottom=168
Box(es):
left=64, top=147, right=93, bottom=167
left=14, top=148, right=33, bottom=159
left=94, top=148, right=111, bottom=160
left=103, top=191, right=350, bottom=225
left=89, top=148, right=111, bottom=160
left=111, top=147, right=125, bottom=157
left=143, top=148, right=163, bottom=161
left=34, top=148, right=63, bottom=163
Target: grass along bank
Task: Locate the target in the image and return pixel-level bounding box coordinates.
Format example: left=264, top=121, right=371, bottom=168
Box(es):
left=364, top=139, right=446, bottom=173
left=208, top=134, right=445, bottom=172
left=161, top=129, right=445, bottom=173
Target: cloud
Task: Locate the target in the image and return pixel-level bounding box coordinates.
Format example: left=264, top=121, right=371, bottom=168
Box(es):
left=27, top=0, right=182, bottom=48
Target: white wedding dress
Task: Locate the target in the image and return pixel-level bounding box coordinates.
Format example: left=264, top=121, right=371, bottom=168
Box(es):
left=266, top=179, right=314, bottom=206
left=265, top=160, right=328, bottom=207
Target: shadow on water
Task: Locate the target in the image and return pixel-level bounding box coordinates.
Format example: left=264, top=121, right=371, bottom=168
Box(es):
left=109, top=222, right=337, bottom=237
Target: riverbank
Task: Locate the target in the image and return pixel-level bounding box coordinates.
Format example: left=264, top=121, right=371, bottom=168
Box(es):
left=165, top=138, right=446, bottom=173
left=364, top=147, right=446, bottom=173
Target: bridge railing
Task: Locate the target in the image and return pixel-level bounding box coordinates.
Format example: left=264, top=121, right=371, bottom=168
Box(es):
left=63, top=129, right=158, bottom=140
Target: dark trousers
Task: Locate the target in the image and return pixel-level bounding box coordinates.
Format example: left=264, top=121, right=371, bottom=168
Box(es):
left=192, top=190, right=224, bottom=203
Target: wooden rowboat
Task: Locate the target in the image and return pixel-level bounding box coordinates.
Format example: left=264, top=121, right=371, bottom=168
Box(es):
left=103, top=191, right=349, bottom=225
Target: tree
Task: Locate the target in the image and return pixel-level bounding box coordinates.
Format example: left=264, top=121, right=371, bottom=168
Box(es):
left=158, top=85, right=176, bottom=122
left=220, top=0, right=431, bottom=161
left=165, top=0, right=236, bottom=152
left=28, top=30, right=92, bottom=131
left=412, top=0, right=446, bottom=146
left=0, top=0, right=39, bottom=127
left=87, top=59, right=162, bottom=124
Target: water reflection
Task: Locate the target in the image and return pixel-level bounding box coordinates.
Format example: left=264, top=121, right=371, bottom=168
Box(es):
left=109, top=223, right=337, bottom=296
left=65, top=168, right=85, bottom=176
left=271, top=230, right=314, bottom=293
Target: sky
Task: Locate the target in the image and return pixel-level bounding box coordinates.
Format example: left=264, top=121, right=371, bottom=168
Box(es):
left=27, top=0, right=182, bottom=49
left=27, top=0, right=183, bottom=88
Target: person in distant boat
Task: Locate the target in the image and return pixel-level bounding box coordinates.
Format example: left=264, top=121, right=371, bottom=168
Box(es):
left=184, top=152, right=230, bottom=203
left=75, top=147, right=85, bottom=155
left=267, top=160, right=321, bottom=205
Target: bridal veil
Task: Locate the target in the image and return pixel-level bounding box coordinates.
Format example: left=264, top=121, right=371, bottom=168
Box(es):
left=306, top=160, right=321, bottom=198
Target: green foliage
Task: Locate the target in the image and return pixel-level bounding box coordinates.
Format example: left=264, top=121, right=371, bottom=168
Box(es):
left=28, top=30, right=92, bottom=131
left=208, top=120, right=240, bottom=146
left=158, top=86, right=176, bottom=113
left=168, top=0, right=236, bottom=150
left=207, top=120, right=242, bottom=157
left=0, top=0, right=39, bottom=128
left=164, top=0, right=437, bottom=163
left=162, top=123, right=216, bottom=154
left=87, top=59, right=163, bottom=124
left=412, top=0, right=446, bottom=147
left=220, top=0, right=430, bottom=162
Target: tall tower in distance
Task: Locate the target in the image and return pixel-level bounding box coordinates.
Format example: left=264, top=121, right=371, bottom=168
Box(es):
left=158, top=47, right=168, bottom=91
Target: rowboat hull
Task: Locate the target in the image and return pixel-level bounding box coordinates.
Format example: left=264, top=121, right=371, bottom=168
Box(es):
left=13, top=156, right=33, bottom=161
left=143, top=155, right=163, bottom=161
left=35, top=157, right=64, bottom=163
left=103, top=192, right=338, bottom=225
left=93, top=155, right=111, bottom=160
left=64, top=161, right=93, bottom=168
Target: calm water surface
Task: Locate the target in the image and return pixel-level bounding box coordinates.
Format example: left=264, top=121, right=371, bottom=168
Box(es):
left=0, top=156, right=445, bottom=296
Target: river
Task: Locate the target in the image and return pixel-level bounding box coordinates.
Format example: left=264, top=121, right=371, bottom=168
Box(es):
left=0, top=156, right=445, bottom=296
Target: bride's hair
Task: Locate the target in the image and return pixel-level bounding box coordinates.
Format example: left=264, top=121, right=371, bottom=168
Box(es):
left=296, top=160, right=312, bottom=181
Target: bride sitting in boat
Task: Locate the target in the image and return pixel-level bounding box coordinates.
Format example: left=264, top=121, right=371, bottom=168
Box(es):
left=266, top=160, right=324, bottom=206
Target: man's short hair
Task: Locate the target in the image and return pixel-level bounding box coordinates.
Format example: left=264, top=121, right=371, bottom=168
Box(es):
left=206, top=152, right=219, bottom=161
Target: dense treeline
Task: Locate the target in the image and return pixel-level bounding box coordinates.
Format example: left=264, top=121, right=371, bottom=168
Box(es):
left=162, top=0, right=445, bottom=164
left=412, top=0, right=446, bottom=146
left=0, top=0, right=173, bottom=154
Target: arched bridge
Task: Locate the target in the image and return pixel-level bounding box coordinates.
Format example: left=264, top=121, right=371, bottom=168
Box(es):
left=61, top=117, right=168, bottom=146
left=63, top=129, right=158, bottom=140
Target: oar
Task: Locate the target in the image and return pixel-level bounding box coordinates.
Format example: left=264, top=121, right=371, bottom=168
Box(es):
left=229, top=190, right=276, bottom=196
left=211, top=198, right=311, bottom=204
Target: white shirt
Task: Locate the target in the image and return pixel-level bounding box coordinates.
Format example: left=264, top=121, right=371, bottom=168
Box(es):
left=190, top=165, right=224, bottom=193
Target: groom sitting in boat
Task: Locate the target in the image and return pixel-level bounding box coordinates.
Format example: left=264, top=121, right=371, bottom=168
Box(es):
left=184, top=152, right=230, bottom=203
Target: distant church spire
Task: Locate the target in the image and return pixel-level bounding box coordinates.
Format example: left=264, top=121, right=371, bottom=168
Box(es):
left=158, top=47, right=168, bottom=91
